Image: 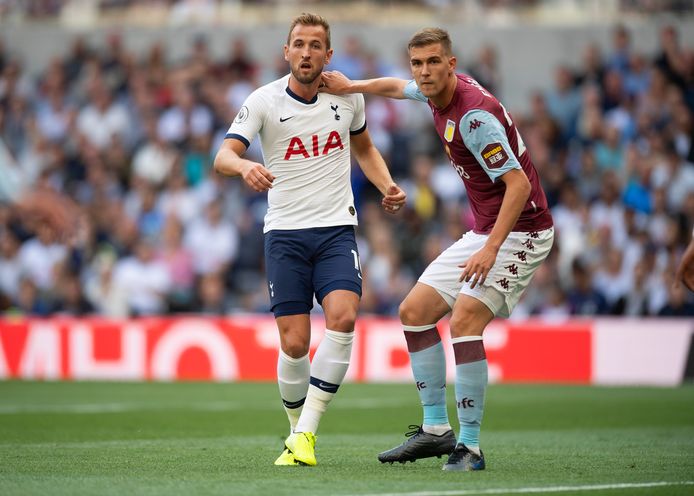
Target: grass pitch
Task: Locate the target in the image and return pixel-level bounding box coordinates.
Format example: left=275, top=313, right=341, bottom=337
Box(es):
left=0, top=381, right=693, bottom=496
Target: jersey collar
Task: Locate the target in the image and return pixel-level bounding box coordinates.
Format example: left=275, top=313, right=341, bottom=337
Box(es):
left=286, top=85, right=318, bottom=105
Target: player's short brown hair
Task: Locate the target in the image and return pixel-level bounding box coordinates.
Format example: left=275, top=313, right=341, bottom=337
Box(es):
left=408, top=27, right=452, bottom=56
left=287, top=13, right=331, bottom=50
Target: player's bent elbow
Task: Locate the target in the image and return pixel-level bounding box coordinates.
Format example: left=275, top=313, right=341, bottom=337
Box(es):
left=513, top=171, right=532, bottom=200
left=520, top=176, right=532, bottom=200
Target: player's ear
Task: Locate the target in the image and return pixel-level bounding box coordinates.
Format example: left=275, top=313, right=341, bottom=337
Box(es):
left=325, top=47, right=333, bottom=64
left=448, top=55, right=457, bottom=73
left=283, top=45, right=289, bottom=61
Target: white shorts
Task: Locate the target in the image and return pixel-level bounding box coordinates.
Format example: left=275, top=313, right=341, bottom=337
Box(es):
left=419, top=227, right=554, bottom=318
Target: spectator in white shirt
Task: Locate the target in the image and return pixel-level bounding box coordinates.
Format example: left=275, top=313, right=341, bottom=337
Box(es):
left=184, top=197, right=238, bottom=276
left=76, top=81, right=129, bottom=150
left=112, top=239, right=172, bottom=316
left=18, top=223, right=67, bottom=291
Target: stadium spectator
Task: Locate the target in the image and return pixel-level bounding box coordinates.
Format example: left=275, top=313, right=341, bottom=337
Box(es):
left=468, top=45, right=500, bottom=96
left=157, top=216, right=195, bottom=312
left=607, top=24, right=631, bottom=76
left=157, top=84, right=213, bottom=147
left=566, top=258, right=608, bottom=315
left=183, top=197, right=238, bottom=277
left=545, top=65, right=582, bottom=141
left=112, top=238, right=172, bottom=316
left=53, top=270, right=94, bottom=316
left=0, top=229, right=22, bottom=306
left=18, top=223, right=68, bottom=292
left=131, top=114, right=179, bottom=186
left=76, top=79, right=130, bottom=150
left=84, top=248, right=129, bottom=317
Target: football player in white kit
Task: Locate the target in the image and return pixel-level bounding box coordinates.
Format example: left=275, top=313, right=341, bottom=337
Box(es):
left=214, top=13, right=406, bottom=466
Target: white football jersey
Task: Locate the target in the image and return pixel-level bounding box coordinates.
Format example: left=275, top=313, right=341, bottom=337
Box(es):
left=226, top=74, right=367, bottom=233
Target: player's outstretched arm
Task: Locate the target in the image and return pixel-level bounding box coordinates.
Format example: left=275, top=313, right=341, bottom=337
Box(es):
left=675, top=232, right=694, bottom=292
left=320, top=71, right=408, bottom=99
left=214, top=138, right=275, bottom=192
left=350, top=129, right=406, bottom=214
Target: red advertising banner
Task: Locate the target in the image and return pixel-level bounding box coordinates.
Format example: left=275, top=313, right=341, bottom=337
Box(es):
left=0, top=316, right=690, bottom=384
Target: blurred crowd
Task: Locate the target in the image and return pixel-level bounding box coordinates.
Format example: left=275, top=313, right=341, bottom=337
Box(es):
left=2, top=0, right=692, bottom=23
left=0, top=22, right=693, bottom=319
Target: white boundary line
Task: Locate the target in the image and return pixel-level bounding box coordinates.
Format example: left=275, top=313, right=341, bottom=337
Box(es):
left=345, top=481, right=694, bottom=496
left=0, top=397, right=410, bottom=414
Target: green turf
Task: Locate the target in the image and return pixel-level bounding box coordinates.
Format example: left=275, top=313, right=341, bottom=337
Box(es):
left=0, top=381, right=693, bottom=495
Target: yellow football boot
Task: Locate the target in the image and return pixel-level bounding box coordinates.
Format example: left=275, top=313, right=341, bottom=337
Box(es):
left=284, top=432, right=317, bottom=466
left=274, top=448, right=300, bottom=466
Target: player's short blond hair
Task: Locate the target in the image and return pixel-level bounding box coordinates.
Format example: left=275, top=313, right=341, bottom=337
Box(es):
left=408, top=28, right=452, bottom=57
left=287, top=13, right=331, bottom=50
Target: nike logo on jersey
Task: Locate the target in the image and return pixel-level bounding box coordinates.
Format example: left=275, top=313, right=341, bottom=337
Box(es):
left=279, top=116, right=294, bottom=122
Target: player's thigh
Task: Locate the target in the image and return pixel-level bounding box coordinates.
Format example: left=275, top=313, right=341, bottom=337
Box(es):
left=322, top=289, right=360, bottom=332
left=264, top=229, right=314, bottom=317
left=399, top=282, right=452, bottom=326
left=417, top=231, right=482, bottom=310
left=472, top=227, right=554, bottom=318
left=312, top=226, right=362, bottom=305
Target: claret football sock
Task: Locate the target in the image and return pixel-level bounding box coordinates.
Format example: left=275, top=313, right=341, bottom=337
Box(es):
left=295, top=329, right=353, bottom=434
left=404, top=324, right=449, bottom=429
left=452, top=336, right=487, bottom=450
left=277, top=350, right=310, bottom=432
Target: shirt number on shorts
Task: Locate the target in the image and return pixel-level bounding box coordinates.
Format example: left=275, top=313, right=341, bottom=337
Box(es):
left=351, top=249, right=363, bottom=280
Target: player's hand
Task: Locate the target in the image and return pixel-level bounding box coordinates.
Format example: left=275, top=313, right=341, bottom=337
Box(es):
left=674, top=262, right=694, bottom=292
left=319, top=71, right=353, bottom=95
left=241, top=161, right=275, bottom=192
left=459, top=245, right=498, bottom=289
left=381, top=183, right=406, bottom=214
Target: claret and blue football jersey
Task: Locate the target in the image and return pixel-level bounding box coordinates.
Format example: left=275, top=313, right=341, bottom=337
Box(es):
left=404, top=74, right=553, bottom=234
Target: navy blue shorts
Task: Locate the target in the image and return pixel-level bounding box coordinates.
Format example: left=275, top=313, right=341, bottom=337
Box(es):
left=264, top=225, right=362, bottom=317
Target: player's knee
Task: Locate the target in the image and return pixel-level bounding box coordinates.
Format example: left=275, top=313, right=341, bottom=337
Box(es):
left=399, top=299, right=422, bottom=326
left=449, top=306, right=478, bottom=336
left=325, top=311, right=356, bottom=332
left=281, top=334, right=310, bottom=358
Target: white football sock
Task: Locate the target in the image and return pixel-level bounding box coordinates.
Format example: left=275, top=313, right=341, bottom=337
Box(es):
left=277, top=350, right=310, bottom=432
left=422, top=423, right=453, bottom=435
left=295, top=329, right=353, bottom=434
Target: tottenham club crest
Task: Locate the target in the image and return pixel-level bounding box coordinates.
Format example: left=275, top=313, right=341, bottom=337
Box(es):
left=234, top=106, right=249, bottom=124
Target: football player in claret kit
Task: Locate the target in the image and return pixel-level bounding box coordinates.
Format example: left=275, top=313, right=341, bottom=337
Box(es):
left=213, top=13, right=406, bottom=467
left=321, top=27, right=554, bottom=471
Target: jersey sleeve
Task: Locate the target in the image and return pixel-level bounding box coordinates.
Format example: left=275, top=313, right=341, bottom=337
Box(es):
left=349, top=93, right=367, bottom=135
left=403, top=79, right=427, bottom=102
left=460, top=109, right=522, bottom=182
left=225, top=89, right=268, bottom=149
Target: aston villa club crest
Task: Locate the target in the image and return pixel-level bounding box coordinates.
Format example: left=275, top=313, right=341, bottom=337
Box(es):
left=444, top=119, right=456, bottom=142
